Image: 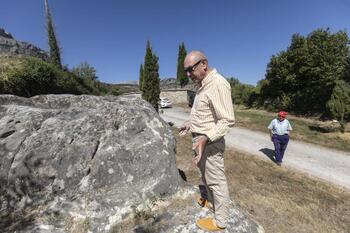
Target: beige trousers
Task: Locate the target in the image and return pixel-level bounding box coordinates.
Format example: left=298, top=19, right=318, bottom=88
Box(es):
left=193, top=136, right=230, bottom=228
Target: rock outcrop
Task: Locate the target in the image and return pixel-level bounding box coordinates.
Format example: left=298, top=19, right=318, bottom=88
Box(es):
left=0, top=28, right=49, bottom=61
left=0, top=28, right=14, bottom=39
left=0, top=94, right=263, bottom=233
left=0, top=94, right=179, bottom=232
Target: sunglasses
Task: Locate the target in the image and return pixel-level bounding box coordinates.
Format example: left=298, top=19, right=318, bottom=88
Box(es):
left=184, top=60, right=202, bottom=73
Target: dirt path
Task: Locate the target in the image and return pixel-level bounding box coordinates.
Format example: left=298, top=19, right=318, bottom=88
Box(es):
left=160, top=107, right=350, bottom=190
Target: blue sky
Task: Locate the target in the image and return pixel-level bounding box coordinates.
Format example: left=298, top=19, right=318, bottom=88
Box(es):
left=1, top=0, right=349, bottom=85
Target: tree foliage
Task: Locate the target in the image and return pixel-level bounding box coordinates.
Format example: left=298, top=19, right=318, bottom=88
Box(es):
left=326, top=80, right=350, bottom=132
left=177, top=42, right=188, bottom=87
left=72, top=62, right=98, bottom=80
left=228, top=78, right=255, bottom=106
left=260, top=28, right=350, bottom=115
left=45, top=0, right=62, bottom=69
left=141, top=41, right=160, bottom=112
left=0, top=57, right=82, bottom=96
left=139, top=64, right=144, bottom=91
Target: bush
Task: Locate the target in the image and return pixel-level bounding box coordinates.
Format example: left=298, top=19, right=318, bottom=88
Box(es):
left=0, top=57, right=118, bottom=97
left=0, top=58, right=59, bottom=96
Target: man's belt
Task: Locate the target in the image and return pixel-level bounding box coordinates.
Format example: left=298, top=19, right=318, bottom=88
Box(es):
left=191, top=132, right=205, bottom=137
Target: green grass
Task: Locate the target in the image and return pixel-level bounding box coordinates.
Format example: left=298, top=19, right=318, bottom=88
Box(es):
left=235, top=108, right=350, bottom=152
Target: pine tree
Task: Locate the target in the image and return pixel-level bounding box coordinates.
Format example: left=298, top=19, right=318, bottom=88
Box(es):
left=177, top=42, right=188, bottom=87
left=139, top=64, right=144, bottom=91
left=142, top=41, right=160, bottom=112
left=45, top=0, right=62, bottom=69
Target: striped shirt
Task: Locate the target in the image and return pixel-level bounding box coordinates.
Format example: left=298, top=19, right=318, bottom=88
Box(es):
left=267, top=118, right=292, bottom=135
left=190, top=69, right=235, bottom=141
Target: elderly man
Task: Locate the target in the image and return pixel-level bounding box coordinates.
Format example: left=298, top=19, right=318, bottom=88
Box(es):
left=179, top=50, right=235, bottom=231
left=268, top=111, right=293, bottom=166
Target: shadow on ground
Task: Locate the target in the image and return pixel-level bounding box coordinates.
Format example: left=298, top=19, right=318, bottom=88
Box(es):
left=259, top=148, right=276, bottom=163
left=178, top=169, right=187, bottom=182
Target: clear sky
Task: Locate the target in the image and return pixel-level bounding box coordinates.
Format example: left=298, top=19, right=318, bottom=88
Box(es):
left=1, top=0, right=349, bottom=85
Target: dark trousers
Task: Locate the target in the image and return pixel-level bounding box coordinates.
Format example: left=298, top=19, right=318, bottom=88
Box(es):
left=272, top=134, right=289, bottom=163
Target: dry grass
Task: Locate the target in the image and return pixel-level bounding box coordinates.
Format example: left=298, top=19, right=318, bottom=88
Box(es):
left=0, top=55, right=26, bottom=85
left=327, top=132, right=350, bottom=141
left=174, top=128, right=350, bottom=233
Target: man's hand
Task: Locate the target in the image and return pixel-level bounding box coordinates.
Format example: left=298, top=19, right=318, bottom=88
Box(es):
left=192, top=135, right=208, bottom=165
left=179, top=121, right=190, bottom=136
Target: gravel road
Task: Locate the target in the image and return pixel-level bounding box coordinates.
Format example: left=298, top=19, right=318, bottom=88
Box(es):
left=160, top=106, right=350, bottom=190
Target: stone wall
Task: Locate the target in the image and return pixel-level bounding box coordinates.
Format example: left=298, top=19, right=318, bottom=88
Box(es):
left=160, top=89, right=196, bottom=106
left=160, top=89, right=187, bottom=104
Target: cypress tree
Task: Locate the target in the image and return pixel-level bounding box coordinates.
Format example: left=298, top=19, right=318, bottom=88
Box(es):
left=45, top=0, right=62, bottom=69
left=142, top=41, right=160, bottom=112
left=139, top=64, right=144, bottom=91
left=177, top=42, right=188, bottom=87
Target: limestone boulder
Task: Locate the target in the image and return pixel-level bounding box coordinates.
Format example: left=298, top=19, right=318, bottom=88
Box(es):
left=0, top=94, right=264, bottom=233
left=0, top=94, right=179, bottom=232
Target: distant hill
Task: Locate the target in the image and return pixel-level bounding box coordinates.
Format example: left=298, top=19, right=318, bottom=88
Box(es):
left=160, top=78, right=178, bottom=89
left=160, top=77, right=198, bottom=91
left=0, top=28, right=48, bottom=61
left=107, top=78, right=198, bottom=95
left=103, top=83, right=140, bottom=95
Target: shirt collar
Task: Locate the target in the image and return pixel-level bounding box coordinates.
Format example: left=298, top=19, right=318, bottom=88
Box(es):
left=200, top=68, right=217, bottom=88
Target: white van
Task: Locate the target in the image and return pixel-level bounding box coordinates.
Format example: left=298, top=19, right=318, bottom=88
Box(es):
left=159, top=97, right=172, bottom=108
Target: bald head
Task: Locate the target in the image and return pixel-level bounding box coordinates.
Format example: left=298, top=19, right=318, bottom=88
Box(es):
left=184, top=50, right=211, bottom=83
left=184, top=50, right=208, bottom=65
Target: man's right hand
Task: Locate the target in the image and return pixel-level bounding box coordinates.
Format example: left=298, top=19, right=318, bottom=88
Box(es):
left=192, top=135, right=208, bottom=165
left=179, top=121, right=190, bottom=136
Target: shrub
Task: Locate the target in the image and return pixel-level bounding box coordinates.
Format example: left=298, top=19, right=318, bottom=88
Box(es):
left=0, top=57, right=118, bottom=97
left=0, top=58, right=59, bottom=96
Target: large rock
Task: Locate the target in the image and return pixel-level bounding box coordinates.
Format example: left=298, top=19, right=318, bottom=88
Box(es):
left=0, top=94, right=179, bottom=232
left=0, top=94, right=264, bottom=233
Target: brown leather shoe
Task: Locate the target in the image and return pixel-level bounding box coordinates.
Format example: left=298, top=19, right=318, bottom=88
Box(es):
left=196, top=217, right=226, bottom=231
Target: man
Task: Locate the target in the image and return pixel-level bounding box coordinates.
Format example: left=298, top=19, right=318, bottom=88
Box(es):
left=267, top=111, right=293, bottom=166
left=179, top=50, right=235, bottom=231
